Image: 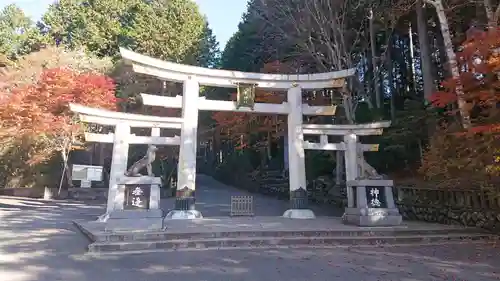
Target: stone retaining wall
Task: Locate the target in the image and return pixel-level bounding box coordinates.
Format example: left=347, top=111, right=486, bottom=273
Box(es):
left=308, top=178, right=500, bottom=233
left=1, top=186, right=175, bottom=200
left=395, top=187, right=500, bottom=232
left=67, top=188, right=108, bottom=201
left=0, top=187, right=108, bottom=201
left=215, top=172, right=500, bottom=232
left=0, top=187, right=43, bottom=198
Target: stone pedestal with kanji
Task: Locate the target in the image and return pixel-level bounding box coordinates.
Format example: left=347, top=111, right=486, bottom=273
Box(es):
left=97, top=176, right=164, bottom=232
left=342, top=179, right=402, bottom=226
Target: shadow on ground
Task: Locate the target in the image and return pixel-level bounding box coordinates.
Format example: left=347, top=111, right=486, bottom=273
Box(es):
left=0, top=175, right=499, bottom=281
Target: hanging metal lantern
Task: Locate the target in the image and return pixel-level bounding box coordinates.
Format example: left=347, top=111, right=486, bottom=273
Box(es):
left=236, top=83, right=256, bottom=110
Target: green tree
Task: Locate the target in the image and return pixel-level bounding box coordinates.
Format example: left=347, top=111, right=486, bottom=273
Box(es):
left=0, top=4, right=47, bottom=59
left=220, top=1, right=275, bottom=72
left=188, top=22, right=220, bottom=68
left=41, top=0, right=219, bottom=65
left=41, top=0, right=141, bottom=58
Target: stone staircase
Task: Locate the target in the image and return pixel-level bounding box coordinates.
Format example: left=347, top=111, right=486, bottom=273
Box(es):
left=74, top=217, right=498, bottom=255
left=256, top=169, right=346, bottom=207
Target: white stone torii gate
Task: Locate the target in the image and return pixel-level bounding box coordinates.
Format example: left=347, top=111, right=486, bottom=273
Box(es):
left=302, top=122, right=402, bottom=226
left=70, top=48, right=402, bottom=227
left=69, top=104, right=183, bottom=230
left=119, top=48, right=356, bottom=220
left=117, top=48, right=402, bottom=225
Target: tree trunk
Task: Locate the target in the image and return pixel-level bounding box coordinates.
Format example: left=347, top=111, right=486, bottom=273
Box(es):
left=433, top=20, right=448, bottom=81
left=494, top=2, right=500, bottom=27
left=385, top=39, right=396, bottom=121
left=426, top=0, right=472, bottom=129
left=365, top=50, right=373, bottom=102
left=483, top=0, right=499, bottom=28
left=416, top=0, right=436, bottom=100
left=57, top=148, right=72, bottom=198
left=369, top=9, right=382, bottom=111
left=408, top=21, right=419, bottom=96
left=335, top=151, right=343, bottom=185
left=398, top=37, right=409, bottom=101
left=65, top=160, right=73, bottom=188
left=395, top=37, right=403, bottom=102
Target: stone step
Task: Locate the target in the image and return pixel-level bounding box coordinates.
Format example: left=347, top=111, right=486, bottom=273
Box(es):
left=86, top=225, right=487, bottom=243
left=261, top=169, right=283, bottom=175
left=260, top=171, right=285, bottom=178
left=87, top=233, right=496, bottom=254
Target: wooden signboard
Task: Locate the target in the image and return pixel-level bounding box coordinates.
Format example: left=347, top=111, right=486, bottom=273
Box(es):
left=72, top=165, right=103, bottom=181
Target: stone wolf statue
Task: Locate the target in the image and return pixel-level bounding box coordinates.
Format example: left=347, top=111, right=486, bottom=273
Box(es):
left=124, top=145, right=158, bottom=177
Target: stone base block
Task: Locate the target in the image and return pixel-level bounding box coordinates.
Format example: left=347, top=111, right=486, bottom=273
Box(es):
left=342, top=207, right=402, bottom=227
left=98, top=209, right=164, bottom=232
left=282, top=209, right=316, bottom=219
left=164, top=210, right=203, bottom=220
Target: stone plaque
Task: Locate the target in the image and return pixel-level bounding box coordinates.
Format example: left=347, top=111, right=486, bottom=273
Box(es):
left=365, top=186, right=387, bottom=208
left=124, top=185, right=151, bottom=210
left=236, top=83, right=256, bottom=109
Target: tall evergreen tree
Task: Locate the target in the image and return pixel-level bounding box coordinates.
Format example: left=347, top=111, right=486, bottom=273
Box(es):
left=0, top=4, right=47, bottom=59
left=41, top=0, right=219, bottom=65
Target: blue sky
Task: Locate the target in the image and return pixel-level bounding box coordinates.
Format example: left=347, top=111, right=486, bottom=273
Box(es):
left=0, top=0, right=248, bottom=49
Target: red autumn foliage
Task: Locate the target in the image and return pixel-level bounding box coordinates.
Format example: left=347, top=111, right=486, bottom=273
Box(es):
left=0, top=67, right=117, bottom=165
left=0, top=67, right=117, bottom=138
left=429, top=28, right=500, bottom=134
left=420, top=28, right=500, bottom=191
left=211, top=61, right=289, bottom=148
left=212, top=61, right=333, bottom=149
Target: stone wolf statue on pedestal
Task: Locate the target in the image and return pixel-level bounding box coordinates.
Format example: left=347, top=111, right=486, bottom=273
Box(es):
left=124, top=145, right=158, bottom=177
